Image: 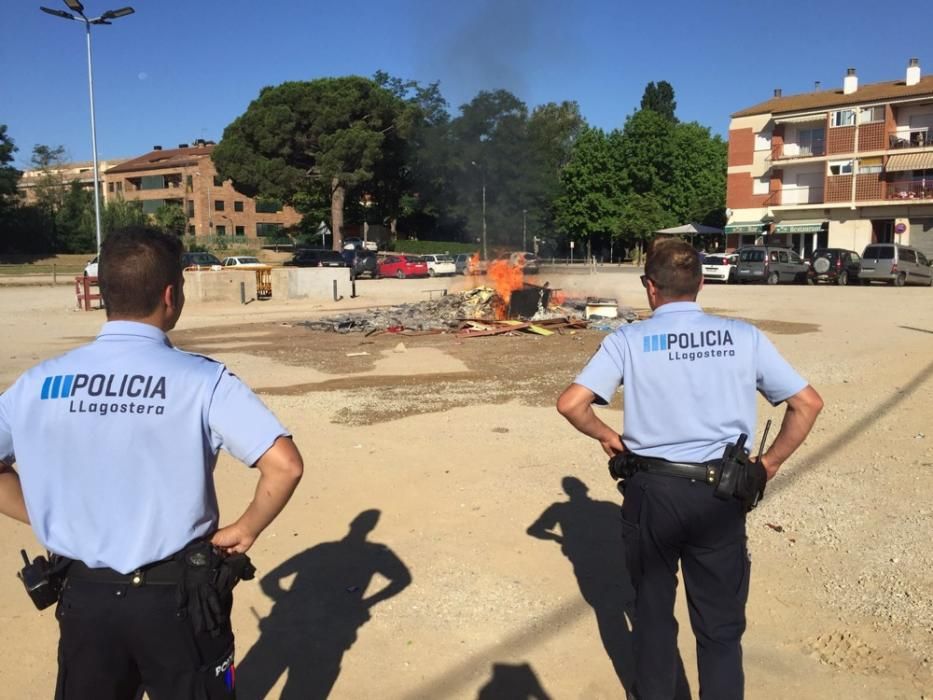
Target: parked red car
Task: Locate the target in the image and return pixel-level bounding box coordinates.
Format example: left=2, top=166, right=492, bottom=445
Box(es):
left=377, top=254, right=429, bottom=279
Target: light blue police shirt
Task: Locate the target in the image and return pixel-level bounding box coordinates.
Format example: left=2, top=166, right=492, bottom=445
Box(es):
left=0, top=321, right=289, bottom=574
left=574, top=302, right=806, bottom=463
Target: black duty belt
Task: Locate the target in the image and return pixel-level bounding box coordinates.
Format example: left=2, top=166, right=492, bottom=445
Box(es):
left=67, top=558, right=182, bottom=587
left=629, top=455, right=720, bottom=484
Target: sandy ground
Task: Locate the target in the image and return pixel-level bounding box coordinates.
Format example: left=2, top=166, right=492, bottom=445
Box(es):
left=0, top=269, right=932, bottom=699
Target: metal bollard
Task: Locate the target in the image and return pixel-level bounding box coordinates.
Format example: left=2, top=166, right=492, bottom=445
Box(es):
left=351, top=277, right=357, bottom=298
left=332, top=280, right=343, bottom=301
left=240, top=282, right=246, bottom=304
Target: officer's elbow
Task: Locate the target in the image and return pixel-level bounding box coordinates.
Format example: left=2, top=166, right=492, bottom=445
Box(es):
left=556, top=391, right=577, bottom=419
left=261, top=437, right=304, bottom=485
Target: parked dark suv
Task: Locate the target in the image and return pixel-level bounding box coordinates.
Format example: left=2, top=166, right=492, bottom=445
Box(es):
left=807, top=248, right=861, bottom=286
left=284, top=249, right=347, bottom=268
left=341, top=248, right=378, bottom=277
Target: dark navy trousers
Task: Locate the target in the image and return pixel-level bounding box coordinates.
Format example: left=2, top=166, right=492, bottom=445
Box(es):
left=622, top=471, right=750, bottom=700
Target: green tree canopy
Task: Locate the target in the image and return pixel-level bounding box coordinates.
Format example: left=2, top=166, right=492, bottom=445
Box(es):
left=56, top=181, right=95, bottom=252
left=555, top=127, right=626, bottom=241
left=152, top=203, right=187, bottom=237
left=213, top=76, right=412, bottom=249
left=640, top=81, right=678, bottom=123
left=0, top=125, right=21, bottom=213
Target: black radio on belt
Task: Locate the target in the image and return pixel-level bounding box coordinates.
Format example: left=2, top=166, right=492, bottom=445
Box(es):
left=18, top=549, right=64, bottom=610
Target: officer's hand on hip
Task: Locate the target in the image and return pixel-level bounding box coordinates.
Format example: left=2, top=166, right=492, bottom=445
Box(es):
left=752, top=454, right=779, bottom=482
left=600, top=433, right=627, bottom=459
left=211, top=521, right=258, bottom=555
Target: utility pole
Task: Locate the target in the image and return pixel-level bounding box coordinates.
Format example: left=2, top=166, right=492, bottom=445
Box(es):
left=522, top=209, right=527, bottom=251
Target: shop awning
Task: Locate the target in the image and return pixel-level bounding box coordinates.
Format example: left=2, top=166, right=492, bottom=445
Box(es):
left=886, top=152, right=933, bottom=172
left=774, top=220, right=826, bottom=234
left=773, top=113, right=827, bottom=125
left=724, top=221, right=764, bottom=234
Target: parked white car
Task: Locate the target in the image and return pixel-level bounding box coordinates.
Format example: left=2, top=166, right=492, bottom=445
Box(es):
left=84, top=256, right=99, bottom=277
left=702, top=253, right=737, bottom=283
left=421, top=254, right=457, bottom=277
left=222, top=256, right=264, bottom=267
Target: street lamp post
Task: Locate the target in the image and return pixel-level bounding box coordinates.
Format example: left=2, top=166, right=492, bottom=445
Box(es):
left=39, top=1, right=135, bottom=255
left=470, top=161, right=487, bottom=261
left=522, top=209, right=527, bottom=251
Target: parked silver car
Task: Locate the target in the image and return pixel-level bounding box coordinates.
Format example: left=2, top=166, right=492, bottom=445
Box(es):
left=859, top=243, right=933, bottom=286
left=735, top=246, right=808, bottom=285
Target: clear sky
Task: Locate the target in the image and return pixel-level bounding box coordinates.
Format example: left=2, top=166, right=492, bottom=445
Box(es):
left=2, top=0, right=932, bottom=168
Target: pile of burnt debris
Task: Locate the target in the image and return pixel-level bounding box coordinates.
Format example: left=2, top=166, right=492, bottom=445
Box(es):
left=300, top=287, right=641, bottom=338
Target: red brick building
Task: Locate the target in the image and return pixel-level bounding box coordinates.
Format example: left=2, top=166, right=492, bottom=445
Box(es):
left=725, top=60, right=933, bottom=258
left=104, top=142, right=301, bottom=242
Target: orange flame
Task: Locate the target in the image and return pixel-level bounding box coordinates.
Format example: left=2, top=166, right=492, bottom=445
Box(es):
left=487, top=258, right=524, bottom=303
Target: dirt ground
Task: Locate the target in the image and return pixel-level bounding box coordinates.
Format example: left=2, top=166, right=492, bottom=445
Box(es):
left=0, top=270, right=931, bottom=699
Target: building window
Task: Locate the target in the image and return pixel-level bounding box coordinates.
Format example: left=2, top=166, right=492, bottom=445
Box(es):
left=107, top=183, right=114, bottom=192
left=755, top=128, right=772, bottom=151
left=858, top=106, right=884, bottom=124
left=216, top=225, right=226, bottom=236
left=235, top=226, right=245, bottom=237
left=255, top=198, right=283, bottom=213
left=831, top=110, right=855, bottom=127
left=186, top=201, right=195, bottom=217
left=141, top=199, right=163, bottom=214
left=188, top=225, right=195, bottom=235
left=858, top=157, right=882, bottom=174
left=256, top=222, right=284, bottom=237
left=234, top=201, right=244, bottom=212
left=798, top=128, right=825, bottom=156
left=214, top=200, right=225, bottom=211
left=116, top=182, right=122, bottom=192
left=186, top=175, right=193, bottom=188
left=752, top=175, right=770, bottom=195
left=140, top=175, right=166, bottom=190
left=829, top=160, right=854, bottom=175
left=213, top=175, right=223, bottom=187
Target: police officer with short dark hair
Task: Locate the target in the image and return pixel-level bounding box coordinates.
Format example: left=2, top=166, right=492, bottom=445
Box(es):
left=557, top=239, right=823, bottom=699
left=0, top=227, right=304, bottom=699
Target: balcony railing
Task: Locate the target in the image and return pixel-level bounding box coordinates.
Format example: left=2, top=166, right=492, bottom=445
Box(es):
left=772, top=145, right=825, bottom=160
left=886, top=179, right=933, bottom=200
left=889, top=129, right=930, bottom=149
left=779, top=185, right=824, bottom=205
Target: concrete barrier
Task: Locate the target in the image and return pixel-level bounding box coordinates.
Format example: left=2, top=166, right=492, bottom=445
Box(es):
left=270, top=267, right=351, bottom=300
left=183, top=270, right=257, bottom=303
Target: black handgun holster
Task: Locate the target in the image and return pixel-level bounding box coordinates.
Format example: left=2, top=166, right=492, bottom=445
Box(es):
left=715, top=436, right=767, bottom=511
left=177, top=541, right=256, bottom=637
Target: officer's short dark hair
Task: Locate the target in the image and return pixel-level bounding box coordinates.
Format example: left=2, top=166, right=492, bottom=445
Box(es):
left=645, top=239, right=702, bottom=298
left=99, top=227, right=184, bottom=317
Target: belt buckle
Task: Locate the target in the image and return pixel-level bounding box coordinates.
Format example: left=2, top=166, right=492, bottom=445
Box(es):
left=130, top=569, right=144, bottom=587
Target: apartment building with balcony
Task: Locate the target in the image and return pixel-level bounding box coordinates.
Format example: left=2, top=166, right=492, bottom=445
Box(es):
left=725, top=59, right=933, bottom=259
left=18, top=157, right=128, bottom=205
left=103, top=141, right=301, bottom=241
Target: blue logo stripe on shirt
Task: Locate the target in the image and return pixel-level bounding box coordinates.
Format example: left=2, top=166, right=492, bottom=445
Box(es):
left=643, top=336, right=651, bottom=352
left=660, top=334, right=668, bottom=350
left=651, top=335, right=660, bottom=352
left=41, top=376, right=53, bottom=400
left=50, top=375, right=63, bottom=399
left=60, top=374, right=74, bottom=398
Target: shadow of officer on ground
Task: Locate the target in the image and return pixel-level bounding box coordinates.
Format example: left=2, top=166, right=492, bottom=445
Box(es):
left=477, top=662, right=553, bottom=700
left=527, top=476, right=692, bottom=699
left=237, top=509, right=411, bottom=699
